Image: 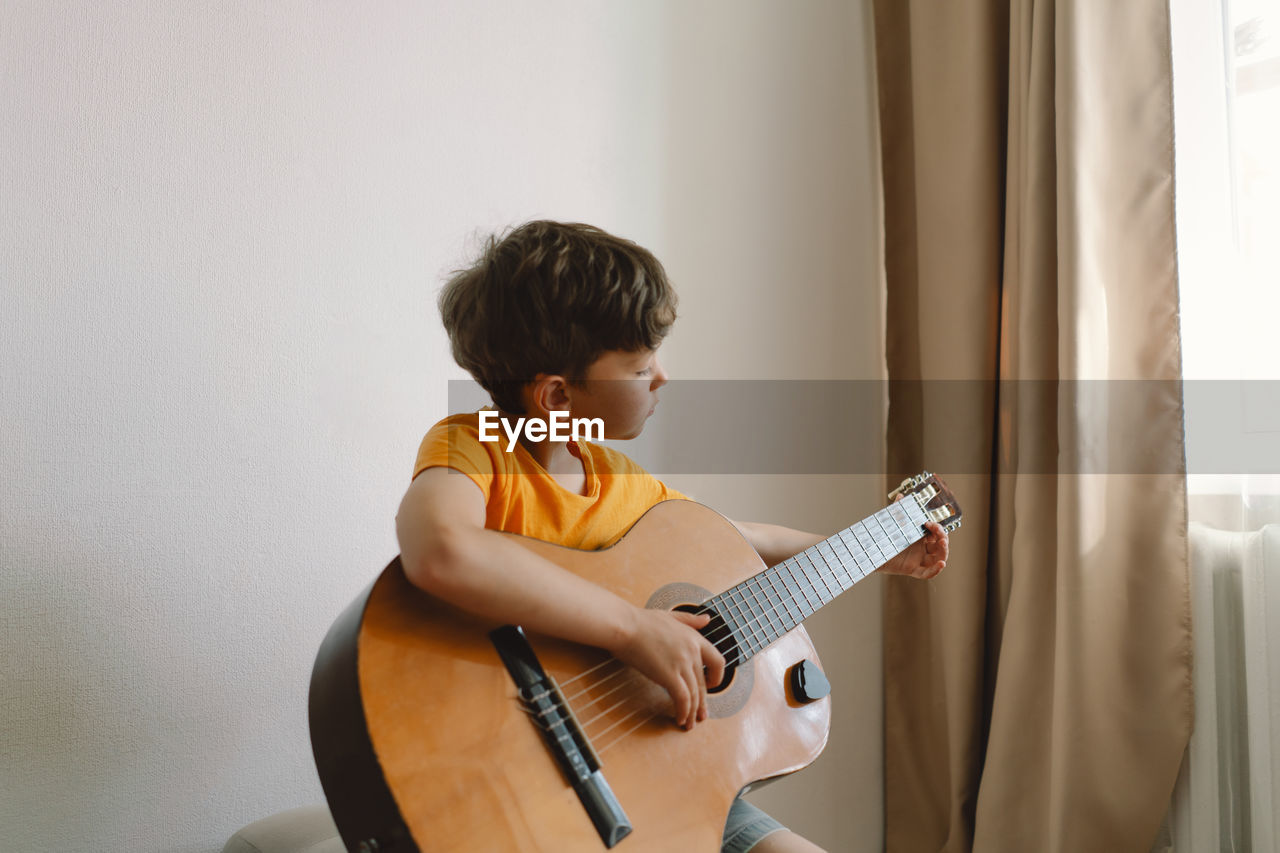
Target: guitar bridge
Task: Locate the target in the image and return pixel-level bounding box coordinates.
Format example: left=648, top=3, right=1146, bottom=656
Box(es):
left=489, top=625, right=633, bottom=849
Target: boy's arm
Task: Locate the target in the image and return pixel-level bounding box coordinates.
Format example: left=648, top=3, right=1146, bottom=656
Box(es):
left=732, top=518, right=949, bottom=578
left=730, top=520, right=825, bottom=567
left=396, top=467, right=725, bottom=730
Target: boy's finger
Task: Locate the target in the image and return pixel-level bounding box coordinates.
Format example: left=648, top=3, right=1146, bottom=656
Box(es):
left=671, top=610, right=711, bottom=629
left=703, top=640, right=727, bottom=689
left=671, top=677, right=691, bottom=729
left=683, top=668, right=700, bottom=729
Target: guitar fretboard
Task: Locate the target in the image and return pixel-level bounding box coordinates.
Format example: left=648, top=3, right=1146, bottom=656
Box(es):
left=707, top=496, right=932, bottom=660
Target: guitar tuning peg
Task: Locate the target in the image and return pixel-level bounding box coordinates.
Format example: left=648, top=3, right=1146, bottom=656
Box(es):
left=887, top=477, right=911, bottom=502
left=888, top=473, right=926, bottom=502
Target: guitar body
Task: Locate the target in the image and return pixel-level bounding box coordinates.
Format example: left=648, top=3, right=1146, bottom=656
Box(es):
left=311, top=500, right=831, bottom=853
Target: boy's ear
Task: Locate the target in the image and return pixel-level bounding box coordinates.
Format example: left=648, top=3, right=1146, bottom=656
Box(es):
left=528, top=374, right=571, bottom=414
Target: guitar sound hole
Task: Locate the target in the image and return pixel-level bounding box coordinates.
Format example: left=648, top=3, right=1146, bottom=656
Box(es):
left=674, top=604, right=739, bottom=695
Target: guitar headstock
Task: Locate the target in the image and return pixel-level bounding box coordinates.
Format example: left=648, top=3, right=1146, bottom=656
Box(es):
left=888, top=472, right=963, bottom=533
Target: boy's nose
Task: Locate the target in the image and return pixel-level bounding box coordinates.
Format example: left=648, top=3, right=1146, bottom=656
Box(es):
left=651, top=358, right=669, bottom=389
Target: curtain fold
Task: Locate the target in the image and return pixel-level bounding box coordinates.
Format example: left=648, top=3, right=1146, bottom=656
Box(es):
left=873, top=1, right=1193, bottom=850
left=1172, top=523, right=1280, bottom=851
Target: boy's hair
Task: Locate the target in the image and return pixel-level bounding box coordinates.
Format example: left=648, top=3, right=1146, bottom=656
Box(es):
left=439, top=220, right=677, bottom=413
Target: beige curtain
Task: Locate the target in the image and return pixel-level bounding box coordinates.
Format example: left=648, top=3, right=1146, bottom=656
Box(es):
left=872, top=1, right=1193, bottom=851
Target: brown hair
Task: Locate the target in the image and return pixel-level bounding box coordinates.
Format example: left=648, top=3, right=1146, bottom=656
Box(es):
left=438, top=221, right=677, bottom=413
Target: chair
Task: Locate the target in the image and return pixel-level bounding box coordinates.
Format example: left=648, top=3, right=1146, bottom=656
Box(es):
left=221, top=805, right=345, bottom=853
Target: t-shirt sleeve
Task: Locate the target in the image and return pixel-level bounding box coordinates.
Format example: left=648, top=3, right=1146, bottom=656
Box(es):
left=413, top=420, right=495, bottom=501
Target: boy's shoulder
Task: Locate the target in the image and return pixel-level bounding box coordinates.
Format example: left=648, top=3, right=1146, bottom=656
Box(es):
left=580, top=439, right=648, bottom=478
left=428, top=410, right=484, bottom=435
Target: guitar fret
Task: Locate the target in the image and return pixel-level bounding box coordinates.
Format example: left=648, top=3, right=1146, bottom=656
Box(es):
left=888, top=502, right=913, bottom=532
left=891, top=506, right=922, bottom=546
left=824, top=545, right=844, bottom=591
left=801, top=553, right=829, bottom=605
left=742, top=584, right=768, bottom=650
left=807, top=544, right=832, bottom=593
left=699, top=477, right=957, bottom=668
left=856, top=522, right=888, bottom=567
left=834, top=531, right=868, bottom=582
left=880, top=504, right=911, bottom=550
left=825, top=535, right=852, bottom=588
left=874, top=516, right=898, bottom=561
left=768, top=563, right=798, bottom=630
left=831, top=538, right=858, bottom=587
left=832, top=530, right=857, bottom=579
left=717, top=589, right=741, bottom=633
left=779, top=560, right=812, bottom=617
left=799, top=550, right=834, bottom=605
left=809, top=543, right=839, bottom=598
left=905, top=499, right=930, bottom=531
left=851, top=523, right=873, bottom=561
left=791, top=558, right=824, bottom=613
left=778, top=555, right=808, bottom=614
left=746, top=575, right=782, bottom=648
left=885, top=510, right=910, bottom=551
left=816, top=540, right=851, bottom=591
left=720, top=588, right=753, bottom=654
left=721, top=584, right=757, bottom=650
left=752, top=573, right=783, bottom=640
left=716, top=490, right=947, bottom=661
left=891, top=507, right=916, bottom=546
left=872, top=513, right=897, bottom=554
left=747, top=584, right=776, bottom=654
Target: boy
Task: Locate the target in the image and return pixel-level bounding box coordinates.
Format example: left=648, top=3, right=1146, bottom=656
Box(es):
left=395, top=221, right=948, bottom=853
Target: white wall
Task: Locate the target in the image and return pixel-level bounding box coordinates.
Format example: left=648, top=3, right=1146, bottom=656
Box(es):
left=0, top=3, right=884, bottom=851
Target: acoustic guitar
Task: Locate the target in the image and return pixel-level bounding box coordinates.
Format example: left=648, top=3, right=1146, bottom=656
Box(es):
left=310, top=472, right=961, bottom=853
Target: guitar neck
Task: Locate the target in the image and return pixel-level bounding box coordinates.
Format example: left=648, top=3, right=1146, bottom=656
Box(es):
left=707, top=497, right=933, bottom=661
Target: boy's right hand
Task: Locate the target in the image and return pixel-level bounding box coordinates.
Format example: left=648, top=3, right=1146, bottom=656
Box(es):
left=612, top=608, right=726, bottom=731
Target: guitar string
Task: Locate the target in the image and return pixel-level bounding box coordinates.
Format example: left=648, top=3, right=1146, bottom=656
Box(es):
left=595, top=707, right=661, bottom=757
left=534, top=512, right=928, bottom=743
left=557, top=654, right=621, bottom=690
left=514, top=506, right=932, bottom=748
left=519, top=556, right=898, bottom=753
left=560, top=661, right=628, bottom=703
left=561, top=668, right=632, bottom=711
left=514, top=507, right=930, bottom=744
left=546, top=520, right=891, bottom=692
left=532, top=548, right=849, bottom=701
left=588, top=514, right=931, bottom=747
left=537, top=558, right=839, bottom=734
left=687, top=505, right=920, bottom=660
left=552, top=558, right=837, bottom=715
left=527, top=542, right=928, bottom=748
left=565, top=502, right=926, bottom=699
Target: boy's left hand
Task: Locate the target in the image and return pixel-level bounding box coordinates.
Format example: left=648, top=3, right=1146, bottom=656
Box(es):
left=878, top=520, right=949, bottom=580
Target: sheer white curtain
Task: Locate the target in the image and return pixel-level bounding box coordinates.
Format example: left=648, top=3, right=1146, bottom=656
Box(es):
left=1167, top=0, right=1280, bottom=849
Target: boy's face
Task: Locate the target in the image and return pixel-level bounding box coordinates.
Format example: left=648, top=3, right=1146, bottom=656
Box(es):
left=570, top=348, right=668, bottom=440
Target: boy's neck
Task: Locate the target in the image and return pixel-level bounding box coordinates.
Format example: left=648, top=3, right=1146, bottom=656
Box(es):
left=523, top=437, right=588, bottom=495
left=497, top=408, right=589, bottom=495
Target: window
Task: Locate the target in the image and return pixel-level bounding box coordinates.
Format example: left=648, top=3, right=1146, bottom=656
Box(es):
left=1174, top=0, right=1280, bottom=513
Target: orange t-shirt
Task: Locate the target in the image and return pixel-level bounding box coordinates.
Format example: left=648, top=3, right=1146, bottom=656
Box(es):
left=413, top=412, right=686, bottom=551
